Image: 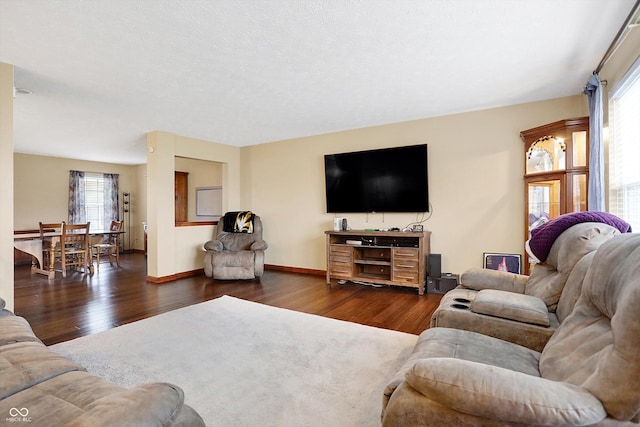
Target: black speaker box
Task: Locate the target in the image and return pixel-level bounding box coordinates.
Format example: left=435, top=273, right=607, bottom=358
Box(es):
left=427, top=274, right=459, bottom=295
left=428, top=253, right=441, bottom=279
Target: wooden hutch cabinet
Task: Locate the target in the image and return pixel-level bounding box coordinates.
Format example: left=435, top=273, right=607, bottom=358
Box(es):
left=520, top=116, right=589, bottom=274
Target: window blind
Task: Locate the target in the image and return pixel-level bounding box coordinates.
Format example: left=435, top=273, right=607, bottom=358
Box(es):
left=84, top=172, right=105, bottom=230
left=609, top=57, right=640, bottom=231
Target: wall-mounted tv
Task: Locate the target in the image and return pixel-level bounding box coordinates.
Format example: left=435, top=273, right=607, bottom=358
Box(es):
left=324, top=144, right=429, bottom=213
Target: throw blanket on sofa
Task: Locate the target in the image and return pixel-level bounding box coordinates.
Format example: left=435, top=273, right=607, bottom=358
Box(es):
left=528, top=212, right=631, bottom=262
left=223, top=211, right=255, bottom=233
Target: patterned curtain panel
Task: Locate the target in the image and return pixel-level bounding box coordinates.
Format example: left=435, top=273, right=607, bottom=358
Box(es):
left=68, top=170, right=86, bottom=224
left=103, top=173, right=120, bottom=223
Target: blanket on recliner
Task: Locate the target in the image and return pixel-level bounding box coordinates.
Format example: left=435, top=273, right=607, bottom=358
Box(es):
left=223, top=211, right=255, bottom=233
left=528, top=212, right=631, bottom=262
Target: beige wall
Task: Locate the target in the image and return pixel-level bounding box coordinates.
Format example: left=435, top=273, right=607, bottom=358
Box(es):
left=133, top=164, right=148, bottom=250
left=146, top=131, right=241, bottom=278
left=13, top=154, right=144, bottom=250
left=1, top=63, right=14, bottom=310
left=241, top=96, right=588, bottom=275
left=600, top=27, right=640, bottom=103
left=175, top=156, right=223, bottom=222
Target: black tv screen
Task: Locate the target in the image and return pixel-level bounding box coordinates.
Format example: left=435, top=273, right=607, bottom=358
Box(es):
left=324, top=144, right=429, bottom=213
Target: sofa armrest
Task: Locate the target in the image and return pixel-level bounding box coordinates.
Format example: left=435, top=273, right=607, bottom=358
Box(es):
left=250, top=240, right=268, bottom=251
left=472, top=289, right=550, bottom=326
left=203, top=240, right=223, bottom=252
left=406, top=358, right=606, bottom=426
left=460, top=267, right=528, bottom=293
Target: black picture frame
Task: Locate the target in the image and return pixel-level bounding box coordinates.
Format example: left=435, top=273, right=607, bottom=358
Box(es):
left=483, top=253, right=522, bottom=274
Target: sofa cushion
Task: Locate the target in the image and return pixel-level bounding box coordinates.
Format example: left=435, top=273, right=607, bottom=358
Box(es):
left=472, top=289, right=550, bottom=326
left=406, top=358, right=606, bottom=426
left=76, top=383, right=187, bottom=426
left=404, top=327, right=541, bottom=375
left=0, top=341, right=84, bottom=400
left=555, top=251, right=595, bottom=323
left=430, top=294, right=558, bottom=352
left=0, top=370, right=201, bottom=426
left=459, top=268, right=527, bottom=293
left=219, top=233, right=258, bottom=252
left=213, top=250, right=254, bottom=265
left=0, top=314, right=43, bottom=346
left=383, top=327, right=541, bottom=408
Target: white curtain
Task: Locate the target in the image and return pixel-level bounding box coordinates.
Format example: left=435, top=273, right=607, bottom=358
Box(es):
left=583, top=73, right=605, bottom=211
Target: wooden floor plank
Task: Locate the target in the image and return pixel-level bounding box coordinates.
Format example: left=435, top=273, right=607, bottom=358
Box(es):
left=14, top=253, right=442, bottom=345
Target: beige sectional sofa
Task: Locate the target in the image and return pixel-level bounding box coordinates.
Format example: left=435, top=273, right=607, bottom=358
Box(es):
left=0, top=300, right=204, bottom=426
left=430, top=221, right=620, bottom=351
left=382, top=232, right=640, bottom=426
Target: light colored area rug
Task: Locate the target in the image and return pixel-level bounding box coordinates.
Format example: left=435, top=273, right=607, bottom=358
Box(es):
left=51, top=295, right=418, bottom=426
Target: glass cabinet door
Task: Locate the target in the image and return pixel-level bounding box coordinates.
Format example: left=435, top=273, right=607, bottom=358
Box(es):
left=527, top=178, right=562, bottom=229
left=569, top=172, right=588, bottom=212
left=526, top=176, right=563, bottom=273
left=571, top=131, right=588, bottom=168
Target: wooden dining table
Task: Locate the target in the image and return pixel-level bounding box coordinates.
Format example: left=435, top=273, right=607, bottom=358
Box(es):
left=13, top=229, right=124, bottom=279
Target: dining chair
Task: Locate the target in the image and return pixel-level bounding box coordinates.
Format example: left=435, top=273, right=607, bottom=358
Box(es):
left=39, top=221, right=64, bottom=270
left=60, top=222, right=90, bottom=277
left=92, top=220, right=123, bottom=270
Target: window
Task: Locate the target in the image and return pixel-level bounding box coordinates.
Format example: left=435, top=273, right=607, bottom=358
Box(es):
left=85, top=173, right=105, bottom=230
left=609, top=57, right=640, bottom=231
left=68, top=171, right=119, bottom=230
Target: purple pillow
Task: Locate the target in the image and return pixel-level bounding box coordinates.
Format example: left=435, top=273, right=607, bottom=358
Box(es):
left=529, top=212, right=631, bottom=262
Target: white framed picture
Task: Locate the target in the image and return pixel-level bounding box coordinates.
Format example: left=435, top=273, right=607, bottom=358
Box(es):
left=195, top=186, right=222, bottom=218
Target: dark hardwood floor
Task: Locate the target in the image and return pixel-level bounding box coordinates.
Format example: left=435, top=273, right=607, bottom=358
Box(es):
left=14, top=253, right=442, bottom=346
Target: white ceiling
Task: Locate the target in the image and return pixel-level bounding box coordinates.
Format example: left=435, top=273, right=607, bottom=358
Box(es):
left=0, top=0, right=636, bottom=165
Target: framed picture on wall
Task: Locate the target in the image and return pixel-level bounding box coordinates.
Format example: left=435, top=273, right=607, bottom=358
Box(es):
left=483, top=253, right=522, bottom=274
left=195, top=186, right=222, bottom=218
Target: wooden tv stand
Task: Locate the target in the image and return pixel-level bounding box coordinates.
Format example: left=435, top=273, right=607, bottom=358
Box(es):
left=325, top=229, right=431, bottom=295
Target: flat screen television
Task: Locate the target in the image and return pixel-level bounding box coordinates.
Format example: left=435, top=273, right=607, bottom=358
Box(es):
left=324, top=144, right=429, bottom=213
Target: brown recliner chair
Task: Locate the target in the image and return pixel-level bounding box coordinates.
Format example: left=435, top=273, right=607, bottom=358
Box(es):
left=382, top=233, right=640, bottom=426
left=203, top=211, right=268, bottom=280
left=431, top=214, right=629, bottom=351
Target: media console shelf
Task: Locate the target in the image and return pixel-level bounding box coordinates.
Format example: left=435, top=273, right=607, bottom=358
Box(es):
left=325, top=229, right=431, bottom=295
